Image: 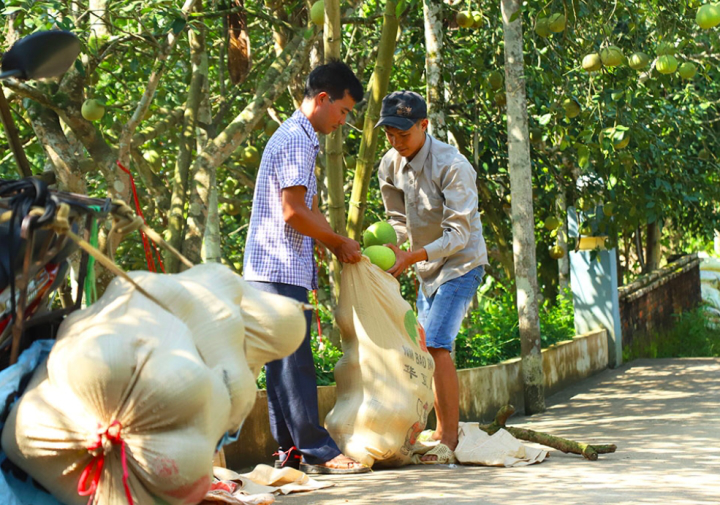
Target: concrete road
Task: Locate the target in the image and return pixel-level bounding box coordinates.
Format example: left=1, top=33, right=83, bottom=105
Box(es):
left=276, top=358, right=720, bottom=505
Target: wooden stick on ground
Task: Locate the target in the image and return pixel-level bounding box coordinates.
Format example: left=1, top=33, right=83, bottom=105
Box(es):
left=478, top=405, right=617, bottom=461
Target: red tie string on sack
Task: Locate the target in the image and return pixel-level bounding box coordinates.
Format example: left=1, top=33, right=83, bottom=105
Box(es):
left=77, top=420, right=133, bottom=505
left=116, top=161, right=165, bottom=273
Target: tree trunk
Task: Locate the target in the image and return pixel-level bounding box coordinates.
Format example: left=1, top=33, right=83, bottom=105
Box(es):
left=501, top=0, right=545, bottom=415
left=181, top=31, right=314, bottom=263
left=199, top=52, right=220, bottom=264
left=645, top=220, right=661, bottom=272
left=167, top=16, right=207, bottom=272
left=556, top=190, right=570, bottom=293
left=89, top=0, right=110, bottom=38
left=27, top=107, right=86, bottom=194
left=323, top=0, right=345, bottom=301
left=346, top=0, right=399, bottom=241
left=423, top=0, right=446, bottom=141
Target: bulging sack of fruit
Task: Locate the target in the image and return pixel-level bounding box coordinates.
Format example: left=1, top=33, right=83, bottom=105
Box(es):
left=126, top=263, right=308, bottom=430
left=325, top=256, right=435, bottom=468
left=1, top=264, right=307, bottom=505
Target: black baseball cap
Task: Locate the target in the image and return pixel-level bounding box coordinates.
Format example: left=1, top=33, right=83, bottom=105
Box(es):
left=374, top=91, right=427, bottom=131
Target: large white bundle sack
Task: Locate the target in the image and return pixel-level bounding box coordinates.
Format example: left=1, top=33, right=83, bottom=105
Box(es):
left=2, top=264, right=308, bottom=505
left=126, top=264, right=308, bottom=430
left=2, top=279, right=231, bottom=505
left=325, top=257, right=435, bottom=468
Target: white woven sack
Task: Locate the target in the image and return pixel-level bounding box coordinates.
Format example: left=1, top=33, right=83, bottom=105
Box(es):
left=325, top=257, right=435, bottom=468
left=2, top=278, right=231, bottom=505
left=2, top=264, right=308, bottom=505
left=126, top=264, right=308, bottom=431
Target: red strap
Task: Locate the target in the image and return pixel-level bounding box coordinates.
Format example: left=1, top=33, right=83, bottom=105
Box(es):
left=116, top=161, right=166, bottom=273
left=77, top=421, right=133, bottom=505
left=312, top=289, right=323, bottom=342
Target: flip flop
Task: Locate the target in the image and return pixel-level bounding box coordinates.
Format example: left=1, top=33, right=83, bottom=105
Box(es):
left=300, top=461, right=371, bottom=475
left=411, top=442, right=457, bottom=465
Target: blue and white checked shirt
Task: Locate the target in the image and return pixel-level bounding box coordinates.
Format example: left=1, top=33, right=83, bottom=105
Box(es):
left=243, top=110, right=320, bottom=290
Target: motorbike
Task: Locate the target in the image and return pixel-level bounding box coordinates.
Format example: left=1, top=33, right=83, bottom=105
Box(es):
left=0, top=31, right=115, bottom=369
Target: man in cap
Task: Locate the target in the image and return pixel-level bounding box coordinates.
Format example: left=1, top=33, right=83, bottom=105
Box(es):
left=375, top=91, right=488, bottom=463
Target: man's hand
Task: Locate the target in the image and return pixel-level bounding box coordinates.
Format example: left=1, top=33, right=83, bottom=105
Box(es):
left=385, top=243, right=426, bottom=278
left=332, top=236, right=362, bottom=264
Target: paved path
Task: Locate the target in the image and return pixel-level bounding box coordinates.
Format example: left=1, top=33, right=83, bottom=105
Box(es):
left=277, top=358, right=720, bottom=505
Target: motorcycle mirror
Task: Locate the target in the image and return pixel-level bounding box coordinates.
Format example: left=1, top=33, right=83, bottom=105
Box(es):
left=0, top=31, right=80, bottom=81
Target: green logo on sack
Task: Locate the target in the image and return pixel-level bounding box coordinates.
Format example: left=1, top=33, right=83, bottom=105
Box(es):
left=404, top=310, right=418, bottom=344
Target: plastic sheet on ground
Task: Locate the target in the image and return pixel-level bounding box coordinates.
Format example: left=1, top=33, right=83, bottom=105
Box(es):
left=201, top=465, right=333, bottom=505
left=453, top=423, right=548, bottom=467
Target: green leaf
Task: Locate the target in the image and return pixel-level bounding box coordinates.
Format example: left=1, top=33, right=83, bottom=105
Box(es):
left=578, top=145, right=590, bottom=168
left=2, top=6, right=25, bottom=14
left=170, top=18, right=186, bottom=35
left=538, top=113, right=552, bottom=125
left=509, top=9, right=521, bottom=23
left=396, top=0, right=406, bottom=18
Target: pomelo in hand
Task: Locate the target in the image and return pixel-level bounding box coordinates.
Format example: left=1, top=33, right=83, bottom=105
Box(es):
left=363, top=221, right=397, bottom=248
left=364, top=245, right=396, bottom=271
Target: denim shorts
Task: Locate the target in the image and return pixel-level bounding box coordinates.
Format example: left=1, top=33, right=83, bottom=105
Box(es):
left=416, top=265, right=485, bottom=352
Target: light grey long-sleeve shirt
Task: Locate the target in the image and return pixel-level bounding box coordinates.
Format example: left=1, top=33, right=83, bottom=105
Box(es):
left=378, top=133, right=488, bottom=297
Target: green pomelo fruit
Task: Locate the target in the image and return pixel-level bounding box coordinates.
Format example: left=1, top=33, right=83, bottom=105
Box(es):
left=600, top=45, right=624, bottom=67
left=363, top=221, right=398, bottom=248
left=656, top=42, right=676, bottom=56
left=535, top=17, right=551, bottom=37
left=548, top=13, right=566, bottom=33
left=488, top=70, right=504, bottom=91
left=456, top=11, right=474, bottom=28
left=364, top=245, right=396, bottom=271
left=545, top=216, right=562, bottom=231
left=549, top=245, right=566, bottom=260
left=628, top=52, right=649, bottom=70
left=656, top=55, right=679, bottom=74
left=678, top=62, right=697, bottom=79
left=81, top=99, right=105, bottom=121
left=310, top=0, right=324, bottom=26
left=582, top=53, right=602, bottom=72
left=696, top=3, right=720, bottom=29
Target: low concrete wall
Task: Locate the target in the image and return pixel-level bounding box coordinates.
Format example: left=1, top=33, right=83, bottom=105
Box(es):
left=224, top=329, right=608, bottom=470
left=457, top=329, right=608, bottom=423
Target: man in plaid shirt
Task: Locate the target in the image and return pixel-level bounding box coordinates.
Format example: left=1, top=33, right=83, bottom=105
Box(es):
left=244, top=61, right=368, bottom=474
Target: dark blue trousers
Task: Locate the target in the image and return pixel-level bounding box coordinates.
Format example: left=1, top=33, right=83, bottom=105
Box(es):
left=247, top=281, right=341, bottom=464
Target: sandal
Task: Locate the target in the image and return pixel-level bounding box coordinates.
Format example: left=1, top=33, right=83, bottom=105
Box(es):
left=300, top=455, right=370, bottom=475
left=411, top=442, right=457, bottom=465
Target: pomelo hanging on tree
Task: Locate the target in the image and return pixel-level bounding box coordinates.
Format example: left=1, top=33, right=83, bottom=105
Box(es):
left=696, top=3, right=720, bottom=29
